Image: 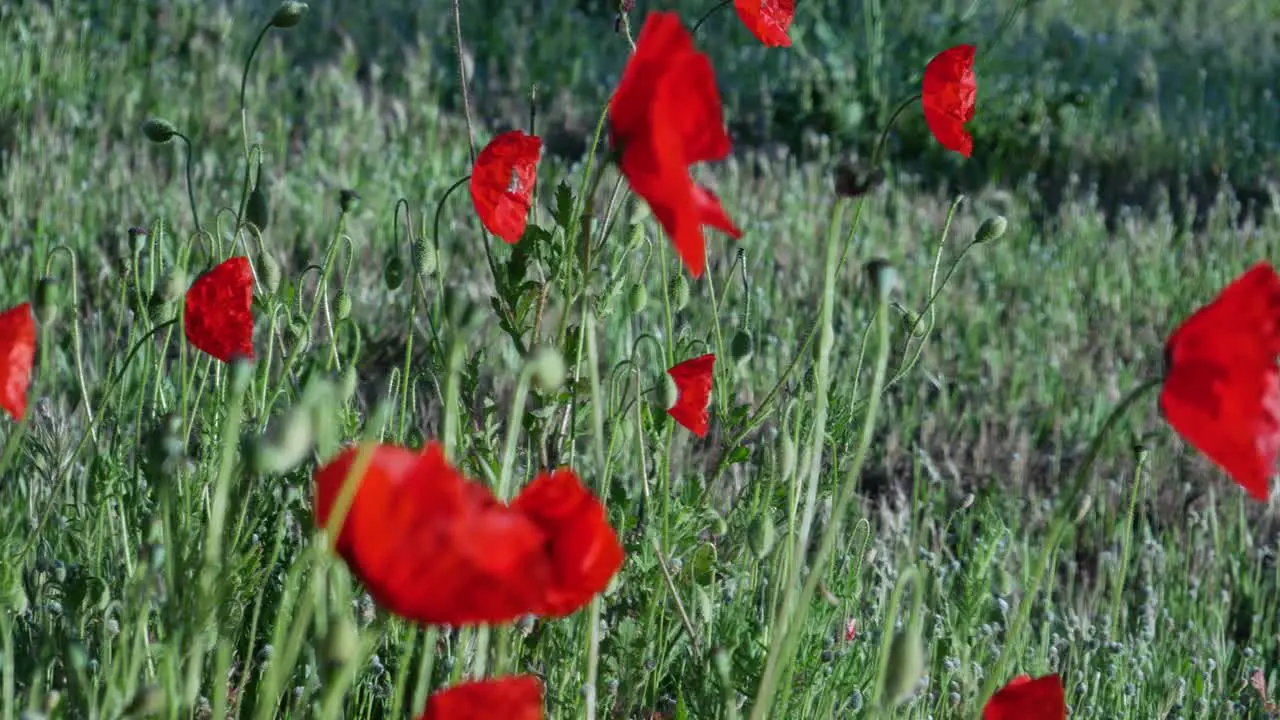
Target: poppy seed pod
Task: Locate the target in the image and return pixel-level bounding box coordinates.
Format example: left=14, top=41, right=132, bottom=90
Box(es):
left=245, top=166, right=270, bottom=232
left=412, top=239, right=438, bottom=277
left=383, top=256, right=404, bottom=291
left=141, top=118, right=178, bottom=144
left=338, top=188, right=360, bottom=214
left=334, top=291, right=352, bottom=322
left=747, top=514, right=775, bottom=559
left=259, top=253, right=282, bottom=294
left=975, top=215, right=1008, bottom=244
left=881, top=624, right=925, bottom=707
left=626, top=283, right=648, bottom=314
left=270, top=1, right=309, bottom=29
left=730, top=330, right=753, bottom=364
left=864, top=258, right=899, bottom=300
left=34, top=277, right=57, bottom=325
left=669, top=273, right=690, bottom=311
left=528, top=346, right=566, bottom=394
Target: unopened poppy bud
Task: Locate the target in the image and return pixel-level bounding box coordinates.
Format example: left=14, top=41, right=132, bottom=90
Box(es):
left=141, top=118, right=178, bottom=144
left=412, top=239, right=437, bottom=276
left=709, top=510, right=728, bottom=536
left=779, top=435, right=797, bottom=478
left=333, top=291, right=352, bottom=322
left=253, top=406, right=315, bottom=474
left=626, top=283, right=648, bottom=314
left=593, top=289, right=616, bottom=320
left=340, top=366, right=358, bottom=402
left=669, top=273, right=690, bottom=311
left=269, top=0, right=309, bottom=28
left=338, top=188, right=360, bottom=214
left=660, top=374, right=679, bottom=410
left=730, top=330, right=753, bottom=364
left=864, top=258, right=899, bottom=300
left=245, top=166, right=270, bottom=232
left=230, top=357, right=254, bottom=391
left=881, top=625, right=925, bottom=707
left=528, top=346, right=566, bottom=393
left=259, top=253, right=282, bottom=294
left=288, top=319, right=311, bottom=352
left=147, top=292, right=174, bottom=323
left=626, top=223, right=645, bottom=249
left=834, top=162, right=886, bottom=198
left=960, top=493, right=975, bottom=510
left=975, top=215, right=1007, bottom=244
left=900, top=309, right=927, bottom=338
left=123, top=684, right=165, bottom=717
left=34, top=277, right=57, bottom=325
left=161, top=270, right=186, bottom=303
left=383, top=256, right=404, bottom=291
left=322, top=613, right=360, bottom=670
left=748, top=515, right=775, bottom=559
left=713, top=646, right=732, bottom=683
left=1075, top=494, right=1093, bottom=523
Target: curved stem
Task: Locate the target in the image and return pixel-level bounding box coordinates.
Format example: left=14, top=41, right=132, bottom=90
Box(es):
left=44, top=246, right=97, bottom=443
left=176, top=132, right=203, bottom=234
left=691, top=0, right=733, bottom=35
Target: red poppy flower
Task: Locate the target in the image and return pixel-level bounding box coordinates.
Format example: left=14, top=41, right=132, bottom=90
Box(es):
left=418, top=675, right=543, bottom=720
left=666, top=353, right=715, bottom=437
left=0, top=302, right=36, bottom=421
left=470, top=130, right=542, bottom=244
left=922, top=45, right=977, bottom=158
left=313, top=441, right=623, bottom=626
left=982, top=674, right=1065, bottom=720
left=1160, top=261, right=1280, bottom=501
left=733, top=0, right=794, bottom=47
left=609, top=11, right=742, bottom=279
left=184, top=256, right=254, bottom=362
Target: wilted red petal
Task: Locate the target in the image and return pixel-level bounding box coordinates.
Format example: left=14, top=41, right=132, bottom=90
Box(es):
left=0, top=302, right=36, bottom=421
left=733, top=0, right=795, bottom=47
left=419, top=675, right=544, bottom=720
left=982, top=674, right=1065, bottom=720
left=511, top=468, right=625, bottom=616
left=184, top=256, right=254, bottom=362
left=922, top=45, right=977, bottom=158
left=1160, top=261, right=1280, bottom=501
left=667, top=353, right=715, bottom=437
left=470, top=130, right=542, bottom=244
left=609, top=11, right=740, bottom=279
left=314, top=442, right=622, bottom=625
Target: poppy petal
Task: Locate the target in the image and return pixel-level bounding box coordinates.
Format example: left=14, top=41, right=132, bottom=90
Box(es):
left=419, top=675, right=544, bottom=720
left=511, top=468, right=625, bottom=616
left=732, top=0, right=795, bottom=48
left=1160, top=261, right=1280, bottom=501
left=470, top=130, right=543, bottom=244
left=667, top=353, right=716, bottom=437
left=0, top=302, right=36, bottom=420
left=982, top=674, right=1065, bottom=720
left=922, top=45, right=977, bottom=158
left=184, top=256, right=254, bottom=362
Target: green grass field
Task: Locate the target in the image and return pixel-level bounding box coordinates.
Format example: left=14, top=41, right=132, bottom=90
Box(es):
left=2, top=0, right=1280, bottom=717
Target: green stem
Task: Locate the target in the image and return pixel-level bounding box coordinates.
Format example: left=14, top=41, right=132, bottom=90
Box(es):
left=176, top=132, right=203, bottom=234
left=1108, top=445, right=1149, bottom=639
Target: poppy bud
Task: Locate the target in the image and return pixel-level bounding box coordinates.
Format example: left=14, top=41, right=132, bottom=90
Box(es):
left=626, top=283, right=648, bottom=314
left=864, top=258, right=899, bottom=300
left=730, top=330, right=753, bottom=364
left=900, top=310, right=927, bottom=338
left=245, top=166, right=270, bottom=232
left=338, top=188, right=360, bottom=214
left=1075, top=494, right=1093, bottom=523
left=340, top=366, right=358, bottom=402
left=230, top=357, right=254, bottom=391
left=259, top=253, right=282, bottom=294
left=269, top=0, right=309, bottom=28
left=881, top=624, right=925, bottom=707
left=593, top=289, right=616, bottom=320
left=528, top=346, right=566, bottom=393
left=412, top=239, right=437, bottom=277
left=253, top=405, right=315, bottom=474
left=659, top=373, right=679, bottom=410
left=975, top=215, right=1007, bottom=244
left=123, top=684, right=166, bottom=717
left=748, top=514, right=775, bottom=559
left=713, top=646, right=732, bottom=683
left=709, top=510, right=728, bottom=536
left=669, top=273, right=690, bottom=311
left=779, top=435, right=797, bottom=479
left=626, top=222, right=645, bottom=249
left=333, top=291, right=352, bottom=322
left=322, top=612, right=360, bottom=671
left=161, top=270, right=186, bottom=303
left=147, top=291, right=175, bottom=324
left=141, top=118, right=178, bottom=144
left=383, top=256, right=404, bottom=291
left=34, top=277, right=57, bottom=325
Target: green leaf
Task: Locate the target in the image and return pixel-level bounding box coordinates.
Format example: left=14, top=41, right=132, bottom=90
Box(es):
left=552, top=181, right=575, bottom=230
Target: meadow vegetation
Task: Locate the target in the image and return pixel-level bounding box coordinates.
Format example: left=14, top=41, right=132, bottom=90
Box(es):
left=1, top=0, right=1279, bottom=717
